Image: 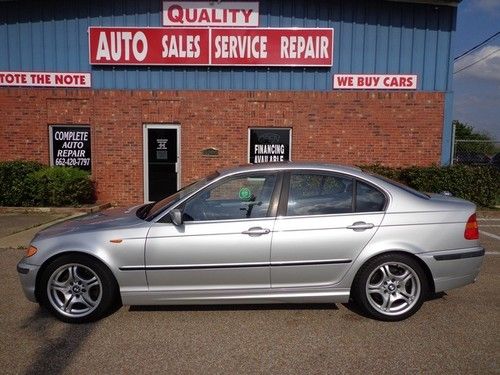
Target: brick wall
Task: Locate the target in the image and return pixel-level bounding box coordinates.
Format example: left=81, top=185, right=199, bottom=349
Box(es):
left=0, top=88, right=444, bottom=205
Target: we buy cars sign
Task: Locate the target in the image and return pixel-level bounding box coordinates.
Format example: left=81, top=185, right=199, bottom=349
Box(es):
left=333, top=74, right=417, bottom=90
left=88, top=27, right=334, bottom=67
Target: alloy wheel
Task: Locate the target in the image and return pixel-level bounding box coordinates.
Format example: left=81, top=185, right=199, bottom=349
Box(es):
left=365, top=261, right=421, bottom=317
left=47, top=263, right=102, bottom=318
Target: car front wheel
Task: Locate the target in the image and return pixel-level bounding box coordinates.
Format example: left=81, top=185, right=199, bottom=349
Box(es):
left=353, top=253, right=428, bottom=321
left=39, top=254, right=119, bottom=323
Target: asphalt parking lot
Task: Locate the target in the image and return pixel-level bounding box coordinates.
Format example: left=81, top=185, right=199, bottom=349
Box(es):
left=0, top=214, right=498, bottom=374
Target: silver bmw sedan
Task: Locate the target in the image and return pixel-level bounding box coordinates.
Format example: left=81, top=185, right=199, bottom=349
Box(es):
left=17, top=163, right=485, bottom=323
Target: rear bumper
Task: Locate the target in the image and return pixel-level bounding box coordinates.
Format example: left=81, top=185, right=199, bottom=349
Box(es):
left=17, top=260, right=40, bottom=302
left=419, top=247, right=485, bottom=293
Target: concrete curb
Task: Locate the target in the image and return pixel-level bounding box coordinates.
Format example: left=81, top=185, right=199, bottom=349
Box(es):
left=0, top=202, right=112, bottom=214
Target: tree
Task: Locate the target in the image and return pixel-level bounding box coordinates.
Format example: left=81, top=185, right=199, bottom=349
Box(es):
left=453, top=120, right=491, bottom=141
left=453, top=120, right=496, bottom=156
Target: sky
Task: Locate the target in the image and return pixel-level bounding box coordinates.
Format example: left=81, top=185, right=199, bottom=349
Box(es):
left=453, top=0, right=500, bottom=138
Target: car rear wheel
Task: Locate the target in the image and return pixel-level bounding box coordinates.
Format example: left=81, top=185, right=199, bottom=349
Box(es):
left=353, top=253, right=428, bottom=321
left=39, top=254, right=119, bottom=323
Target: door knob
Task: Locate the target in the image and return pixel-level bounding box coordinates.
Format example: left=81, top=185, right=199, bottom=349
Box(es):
left=347, top=222, right=374, bottom=231
left=242, top=227, right=270, bottom=236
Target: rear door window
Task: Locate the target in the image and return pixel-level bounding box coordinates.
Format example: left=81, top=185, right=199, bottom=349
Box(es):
left=287, top=173, right=354, bottom=216
left=355, top=181, right=386, bottom=212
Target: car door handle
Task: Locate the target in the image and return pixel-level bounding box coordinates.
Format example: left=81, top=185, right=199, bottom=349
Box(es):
left=347, top=222, right=374, bottom=230
left=242, top=227, right=270, bottom=236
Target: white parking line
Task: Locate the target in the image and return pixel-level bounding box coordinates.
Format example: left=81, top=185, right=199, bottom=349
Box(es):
left=481, top=225, right=500, bottom=227
left=480, top=231, right=500, bottom=240
left=485, top=252, right=500, bottom=255
left=478, top=218, right=500, bottom=221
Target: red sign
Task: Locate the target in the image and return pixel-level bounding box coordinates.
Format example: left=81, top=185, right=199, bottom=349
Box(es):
left=333, top=74, right=417, bottom=90
left=211, top=28, right=333, bottom=66
left=88, top=28, right=210, bottom=65
left=163, top=1, right=259, bottom=27
left=88, top=27, right=334, bottom=67
left=0, top=71, right=91, bottom=88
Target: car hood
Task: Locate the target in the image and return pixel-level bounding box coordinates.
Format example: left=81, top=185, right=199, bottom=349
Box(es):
left=33, top=205, right=146, bottom=240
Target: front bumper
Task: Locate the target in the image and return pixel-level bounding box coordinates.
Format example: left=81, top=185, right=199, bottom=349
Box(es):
left=16, top=260, right=40, bottom=302
left=419, top=247, right=485, bottom=293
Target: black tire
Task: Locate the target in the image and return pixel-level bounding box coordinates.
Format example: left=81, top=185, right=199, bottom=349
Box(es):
left=38, top=253, right=119, bottom=323
left=352, top=253, right=428, bottom=321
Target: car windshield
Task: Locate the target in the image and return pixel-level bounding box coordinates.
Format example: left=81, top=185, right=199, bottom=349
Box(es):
left=367, top=172, right=430, bottom=199
left=137, top=171, right=220, bottom=220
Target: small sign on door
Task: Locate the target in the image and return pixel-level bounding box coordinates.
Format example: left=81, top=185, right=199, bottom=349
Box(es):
left=156, top=138, right=169, bottom=160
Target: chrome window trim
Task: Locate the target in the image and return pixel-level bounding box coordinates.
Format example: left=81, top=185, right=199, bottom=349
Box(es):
left=153, top=167, right=391, bottom=223
left=153, top=170, right=281, bottom=223
left=279, top=169, right=390, bottom=218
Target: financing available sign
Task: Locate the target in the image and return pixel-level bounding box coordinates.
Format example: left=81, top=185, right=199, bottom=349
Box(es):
left=88, top=27, right=334, bottom=67
left=249, top=128, right=291, bottom=164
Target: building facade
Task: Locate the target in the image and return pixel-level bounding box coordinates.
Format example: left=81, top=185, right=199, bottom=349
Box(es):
left=0, top=0, right=458, bottom=205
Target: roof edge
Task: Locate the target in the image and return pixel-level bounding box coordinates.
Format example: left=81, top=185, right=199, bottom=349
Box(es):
left=385, top=0, right=461, bottom=7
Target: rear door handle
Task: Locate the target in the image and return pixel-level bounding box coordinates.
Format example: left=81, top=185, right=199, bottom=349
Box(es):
left=347, top=222, right=374, bottom=231
left=242, top=227, right=270, bottom=236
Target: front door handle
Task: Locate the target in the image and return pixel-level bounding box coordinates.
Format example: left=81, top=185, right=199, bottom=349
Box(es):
left=242, top=227, right=270, bottom=236
left=347, top=222, right=374, bottom=231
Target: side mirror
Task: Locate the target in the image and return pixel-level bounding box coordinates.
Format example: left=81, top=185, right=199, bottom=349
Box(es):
left=169, top=208, right=183, bottom=226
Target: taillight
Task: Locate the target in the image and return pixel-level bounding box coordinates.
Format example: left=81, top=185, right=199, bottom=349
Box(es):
left=464, top=213, right=479, bottom=240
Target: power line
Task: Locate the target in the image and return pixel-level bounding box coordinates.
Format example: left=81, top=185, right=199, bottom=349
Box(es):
left=453, top=48, right=500, bottom=74
left=454, top=31, right=500, bottom=61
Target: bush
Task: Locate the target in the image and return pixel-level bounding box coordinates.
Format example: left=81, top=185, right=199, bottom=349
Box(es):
left=0, top=161, right=95, bottom=207
left=25, top=167, right=95, bottom=206
left=361, top=164, right=500, bottom=208
left=0, top=160, right=44, bottom=206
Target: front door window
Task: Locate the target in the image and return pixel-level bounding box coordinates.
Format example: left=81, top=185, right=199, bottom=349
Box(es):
left=182, top=173, right=277, bottom=221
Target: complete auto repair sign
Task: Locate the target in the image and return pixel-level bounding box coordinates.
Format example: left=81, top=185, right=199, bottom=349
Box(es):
left=88, top=1, right=333, bottom=67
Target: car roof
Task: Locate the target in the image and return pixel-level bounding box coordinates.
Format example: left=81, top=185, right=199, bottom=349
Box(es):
left=218, top=162, right=363, bottom=177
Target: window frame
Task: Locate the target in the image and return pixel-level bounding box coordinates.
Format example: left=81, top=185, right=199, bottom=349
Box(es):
left=278, top=170, right=388, bottom=217
left=159, top=170, right=283, bottom=224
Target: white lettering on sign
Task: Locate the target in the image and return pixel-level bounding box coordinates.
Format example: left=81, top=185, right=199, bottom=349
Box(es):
left=96, top=31, right=148, bottom=62
left=163, top=1, right=259, bottom=27
left=54, top=131, right=89, bottom=141
left=0, top=71, right=90, bottom=88
left=254, top=144, right=285, bottom=155
left=162, top=35, right=201, bottom=58
left=214, top=35, right=268, bottom=59
left=333, top=74, right=418, bottom=90
left=280, top=36, right=329, bottom=59
left=56, top=149, right=86, bottom=157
